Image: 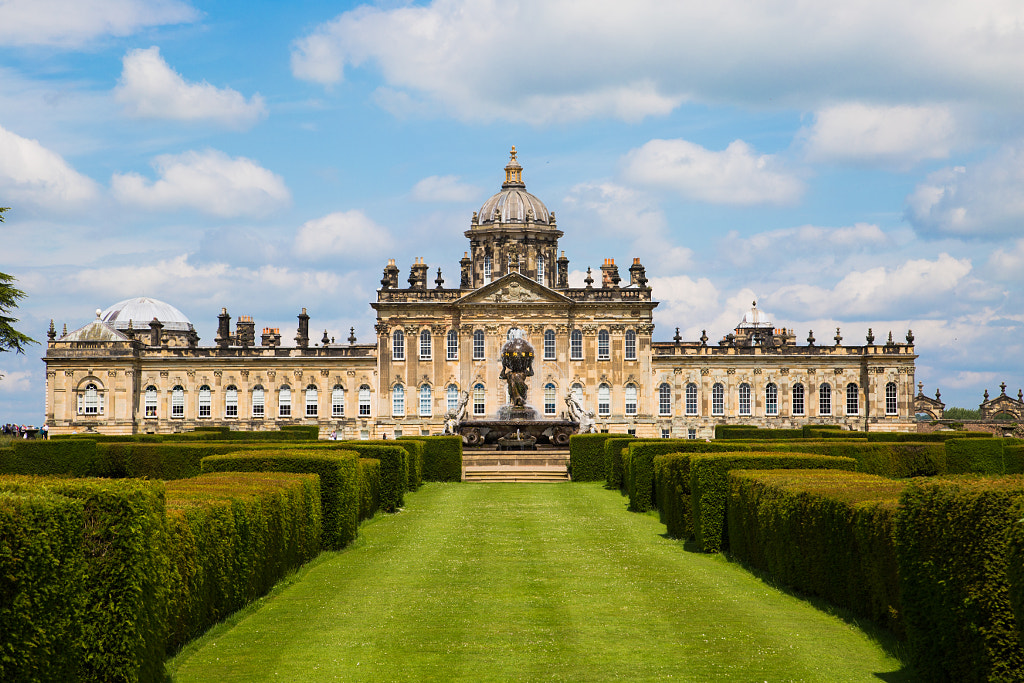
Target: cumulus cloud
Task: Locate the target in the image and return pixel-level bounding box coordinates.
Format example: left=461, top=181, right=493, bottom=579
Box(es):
left=111, top=149, right=290, bottom=217
left=622, top=139, right=803, bottom=206
left=988, top=238, right=1024, bottom=279
left=411, top=175, right=479, bottom=202
left=0, top=370, right=33, bottom=393
left=0, top=124, right=98, bottom=207
left=0, top=0, right=197, bottom=48
left=803, top=103, right=956, bottom=168
left=115, top=47, right=266, bottom=129
left=721, top=223, right=890, bottom=267
left=905, top=144, right=1024, bottom=237
left=293, top=210, right=393, bottom=261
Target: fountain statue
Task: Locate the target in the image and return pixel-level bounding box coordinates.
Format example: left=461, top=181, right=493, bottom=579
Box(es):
left=565, top=393, right=597, bottom=434
left=498, top=330, right=535, bottom=419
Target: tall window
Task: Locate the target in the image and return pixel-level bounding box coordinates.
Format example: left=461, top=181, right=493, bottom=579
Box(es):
left=765, top=383, right=778, bottom=416
left=659, top=383, right=672, bottom=416
left=544, top=384, right=556, bottom=415
left=419, top=384, right=432, bottom=416
left=544, top=330, right=556, bottom=360
left=739, top=383, right=751, bottom=416
left=624, top=384, right=637, bottom=415
left=597, top=330, right=610, bottom=360
left=198, top=385, right=212, bottom=418
left=279, top=386, right=292, bottom=417
left=473, top=384, right=485, bottom=415
left=358, top=385, right=371, bottom=417
left=792, top=383, right=805, bottom=416
left=570, top=329, right=583, bottom=360
left=82, top=383, right=101, bottom=415
left=819, top=383, right=831, bottom=416
left=225, top=385, right=238, bottom=418
left=447, top=329, right=458, bottom=360
left=252, top=386, right=265, bottom=418
left=846, top=383, right=859, bottom=415
left=145, top=387, right=156, bottom=419
left=306, top=385, right=318, bottom=417
left=447, top=384, right=459, bottom=413
left=598, top=384, right=611, bottom=416
left=473, top=330, right=485, bottom=360
left=712, top=383, right=724, bottom=416
left=420, top=329, right=431, bottom=360
left=536, top=255, right=545, bottom=283
left=625, top=329, right=636, bottom=361
left=172, top=385, right=184, bottom=418
left=571, top=383, right=584, bottom=407
left=885, top=382, right=898, bottom=415
left=392, top=329, right=405, bottom=360
left=685, top=383, right=698, bottom=416
left=392, top=385, right=405, bottom=417
left=484, top=256, right=492, bottom=281
left=332, top=385, right=345, bottom=417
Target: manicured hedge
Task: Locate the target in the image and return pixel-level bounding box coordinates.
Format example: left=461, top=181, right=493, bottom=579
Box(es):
left=163, top=472, right=321, bottom=653
left=801, top=424, right=843, bottom=437
left=945, top=438, right=1006, bottom=474
left=804, top=429, right=868, bottom=439
left=570, top=433, right=627, bottom=482
left=201, top=450, right=359, bottom=549
left=1007, top=445, right=1024, bottom=475
left=727, top=469, right=906, bottom=635
left=0, top=439, right=99, bottom=476
left=603, top=436, right=636, bottom=490
left=714, top=427, right=804, bottom=440
left=336, top=442, right=408, bottom=511
left=866, top=431, right=992, bottom=442
left=1009, top=506, right=1024, bottom=652
left=894, top=477, right=1024, bottom=682
left=399, top=435, right=462, bottom=482
left=653, top=454, right=692, bottom=539
left=759, top=441, right=946, bottom=478
left=688, top=452, right=858, bottom=553
left=358, top=458, right=381, bottom=521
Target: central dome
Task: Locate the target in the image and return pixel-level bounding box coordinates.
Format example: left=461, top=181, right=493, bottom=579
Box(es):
left=100, top=296, right=194, bottom=332
left=477, top=147, right=551, bottom=225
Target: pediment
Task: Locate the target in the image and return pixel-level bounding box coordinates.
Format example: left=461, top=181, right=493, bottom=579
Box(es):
left=456, top=272, right=573, bottom=306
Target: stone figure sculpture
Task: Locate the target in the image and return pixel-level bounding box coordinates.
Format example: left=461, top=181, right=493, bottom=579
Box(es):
left=444, top=390, right=471, bottom=434
left=499, top=335, right=534, bottom=409
left=564, top=393, right=597, bottom=434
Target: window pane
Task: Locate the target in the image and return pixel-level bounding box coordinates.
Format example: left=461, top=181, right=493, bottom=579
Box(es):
left=739, top=384, right=751, bottom=416
left=624, top=384, right=637, bottom=415
left=473, top=330, right=485, bottom=360
left=332, top=385, right=345, bottom=417
left=420, top=330, right=431, bottom=359
left=765, top=383, right=778, bottom=416
left=145, top=386, right=157, bottom=418
left=625, top=330, right=636, bottom=361
left=279, top=386, right=291, bottom=417
left=447, top=330, right=458, bottom=360
left=252, top=386, right=264, bottom=417
left=420, top=384, right=432, bottom=416
left=544, top=330, right=555, bottom=360
left=544, top=384, right=556, bottom=415
left=712, top=383, right=724, bottom=416
left=886, top=382, right=898, bottom=415
left=660, top=383, right=672, bottom=416
left=571, top=383, right=583, bottom=407
left=598, top=330, right=610, bottom=360
left=536, top=255, right=544, bottom=283
left=447, top=385, right=459, bottom=413
left=570, top=330, right=582, bottom=360
left=359, top=386, right=371, bottom=416
left=685, top=383, right=697, bottom=415
left=225, top=386, right=238, bottom=418
left=306, top=385, right=318, bottom=417
left=819, top=383, right=831, bottom=416
left=473, top=384, right=485, bottom=415
left=198, top=385, right=211, bottom=418
left=392, top=385, right=405, bottom=416
left=792, top=383, right=804, bottom=416
left=598, top=384, right=610, bottom=416
left=846, top=383, right=859, bottom=415
left=392, top=329, right=404, bottom=360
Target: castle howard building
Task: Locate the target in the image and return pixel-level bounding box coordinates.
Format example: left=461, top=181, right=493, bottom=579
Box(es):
left=44, top=149, right=918, bottom=438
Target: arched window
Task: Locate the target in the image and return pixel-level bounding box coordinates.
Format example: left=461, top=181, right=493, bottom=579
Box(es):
left=484, top=255, right=492, bottom=281
left=145, top=385, right=157, bottom=418
left=172, top=385, right=185, bottom=418
left=279, top=386, right=292, bottom=418
left=544, top=329, right=556, bottom=360
left=885, top=382, right=898, bottom=415
left=792, top=383, right=805, bottom=416
left=846, top=383, right=859, bottom=415
left=447, top=329, right=458, bottom=360
left=544, top=384, right=556, bottom=415
left=392, top=385, right=405, bottom=417
left=624, top=384, right=637, bottom=415
left=712, top=383, right=724, bottom=416
left=252, top=385, right=265, bottom=418
left=685, top=383, right=698, bottom=416
left=419, top=384, right=432, bottom=417
left=358, top=385, right=371, bottom=417
left=625, top=329, right=637, bottom=361
left=570, top=329, right=583, bottom=360
left=447, top=384, right=459, bottom=413
left=473, top=384, right=485, bottom=415
left=819, top=383, right=832, bottom=416
left=419, top=329, right=431, bottom=360
left=392, top=329, right=405, bottom=361
left=598, top=384, right=611, bottom=416
left=659, top=383, right=673, bottom=416
left=598, top=330, right=610, bottom=360
left=80, top=382, right=101, bottom=415
left=225, top=385, right=238, bottom=418
left=198, top=385, right=212, bottom=418
left=739, top=383, right=751, bottom=416
left=332, top=385, right=345, bottom=417
left=765, top=383, right=778, bottom=416
left=571, top=383, right=584, bottom=407
left=473, top=330, right=485, bottom=360
left=306, top=385, right=318, bottom=417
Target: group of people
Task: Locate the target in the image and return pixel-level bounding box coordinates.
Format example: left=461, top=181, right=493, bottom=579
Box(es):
left=1, top=423, right=47, bottom=439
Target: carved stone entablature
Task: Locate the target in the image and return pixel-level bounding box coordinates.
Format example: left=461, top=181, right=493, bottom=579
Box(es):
left=46, top=371, right=56, bottom=379
left=581, top=324, right=598, bottom=335
left=107, top=370, right=117, bottom=377
left=240, top=370, right=249, bottom=378
left=636, top=324, right=655, bottom=335
left=374, top=321, right=389, bottom=335
left=807, top=368, right=816, bottom=374
left=404, top=326, right=418, bottom=336
left=64, top=370, right=74, bottom=377
left=727, top=368, right=736, bottom=375
left=460, top=324, right=474, bottom=333
left=186, top=370, right=196, bottom=380
left=780, top=368, right=789, bottom=375
left=834, top=368, right=843, bottom=375
left=870, top=367, right=886, bottom=374
left=898, top=367, right=914, bottom=374
left=214, top=370, right=223, bottom=378
left=293, top=370, right=303, bottom=378
left=431, top=324, right=447, bottom=335
left=160, top=371, right=169, bottom=378
left=485, top=324, right=501, bottom=334
left=700, top=368, right=710, bottom=376
left=609, top=324, right=625, bottom=332
left=267, top=370, right=276, bottom=380
left=347, top=370, right=356, bottom=377
left=556, top=324, right=570, bottom=334
left=753, top=368, right=763, bottom=375
left=320, top=369, right=330, bottom=377
left=673, top=367, right=683, bottom=374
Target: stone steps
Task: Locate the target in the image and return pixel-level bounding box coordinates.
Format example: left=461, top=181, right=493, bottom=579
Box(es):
left=462, top=449, right=570, bottom=482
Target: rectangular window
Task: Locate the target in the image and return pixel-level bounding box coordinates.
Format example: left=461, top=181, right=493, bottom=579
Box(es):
left=359, top=389, right=371, bottom=417
left=447, top=331, right=458, bottom=360
left=627, top=428, right=636, bottom=436
left=473, top=386, right=485, bottom=416
left=685, top=384, right=697, bottom=416
left=712, top=385, right=724, bottom=416
left=598, top=387, right=610, bottom=417
left=420, top=332, right=431, bottom=360
left=886, top=383, right=898, bottom=416
left=225, top=388, right=238, bottom=418
left=332, top=391, right=344, bottom=417
left=688, top=428, right=696, bottom=440
left=306, top=392, right=318, bottom=418
left=792, top=384, right=805, bottom=416
left=473, top=332, right=485, bottom=360
left=661, top=428, right=670, bottom=439
left=739, top=384, right=751, bottom=416
left=252, top=389, right=264, bottom=418
left=544, top=332, right=555, bottom=360
left=279, top=388, right=291, bottom=418
left=571, top=331, right=582, bottom=360
left=625, top=331, right=636, bottom=361
left=484, top=256, right=492, bottom=281
left=598, top=332, right=610, bottom=360
left=145, top=389, right=157, bottom=418
left=419, top=386, right=431, bottom=417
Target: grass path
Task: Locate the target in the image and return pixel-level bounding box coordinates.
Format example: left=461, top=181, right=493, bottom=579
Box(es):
left=167, top=482, right=910, bottom=682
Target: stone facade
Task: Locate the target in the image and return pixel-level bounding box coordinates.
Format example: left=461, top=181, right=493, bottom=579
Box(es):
left=44, top=149, right=918, bottom=438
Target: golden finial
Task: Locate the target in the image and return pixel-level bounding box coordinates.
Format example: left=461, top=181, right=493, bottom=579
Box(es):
left=510, top=145, right=517, bottom=162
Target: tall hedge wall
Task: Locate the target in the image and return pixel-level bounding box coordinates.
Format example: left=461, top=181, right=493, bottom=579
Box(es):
left=945, top=438, right=1006, bottom=474
left=603, top=436, right=636, bottom=490
left=688, top=453, right=858, bottom=553
left=727, top=469, right=906, bottom=635
left=626, top=440, right=759, bottom=512
left=0, top=439, right=99, bottom=476
left=201, top=450, right=359, bottom=549
left=336, top=442, right=408, bottom=511
left=358, top=458, right=381, bottom=521
left=570, top=433, right=628, bottom=482
left=894, top=477, right=1024, bottom=682
left=653, top=454, right=691, bottom=539
left=399, top=435, right=462, bottom=482
left=759, top=441, right=946, bottom=478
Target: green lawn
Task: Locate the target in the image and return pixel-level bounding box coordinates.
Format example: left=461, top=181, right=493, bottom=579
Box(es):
left=167, top=482, right=911, bottom=682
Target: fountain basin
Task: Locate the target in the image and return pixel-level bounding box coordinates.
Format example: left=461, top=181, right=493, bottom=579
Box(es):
left=458, top=419, right=577, bottom=447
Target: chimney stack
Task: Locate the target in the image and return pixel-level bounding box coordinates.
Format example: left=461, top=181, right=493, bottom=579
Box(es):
left=261, top=327, right=281, bottom=348
left=381, top=259, right=400, bottom=289
left=149, top=318, right=164, bottom=347
left=236, top=315, right=255, bottom=347
left=409, top=257, right=429, bottom=290
left=215, top=308, right=231, bottom=348
left=600, top=258, right=621, bottom=288
left=629, top=257, right=648, bottom=288
left=556, top=251, right=569, bottom=288
left=295, top=308, right=310, bottom=348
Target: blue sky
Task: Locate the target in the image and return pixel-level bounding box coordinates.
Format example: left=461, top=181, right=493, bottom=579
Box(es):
left=2, top=0, right=1024, bottom=424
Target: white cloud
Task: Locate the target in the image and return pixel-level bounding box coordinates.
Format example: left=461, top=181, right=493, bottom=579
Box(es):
left=905, top=143, right=1024, bottom=237
left=293, top=210, right=393, bottom=261
left=647, top=275, right=722, bottom=335
left=722, top=223, right=890, bottom=267
left=0, top=370, right=33, bottom=393
left=0, top=124, right=98, bottom=208
left=111, top=149, right=290, bottom=217
left=0, top=0, right=198, bottom=48
left=803, top=103, right=956, bottom=168
left=989, top=239, right=1024, bottom=279
left=622, top=139, right=803, bottom=206
left=411, top=175, right=479, bottom=202
left=115, top=47, right=266, bottom=129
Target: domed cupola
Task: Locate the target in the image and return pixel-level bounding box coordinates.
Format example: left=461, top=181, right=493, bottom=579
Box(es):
left=476, top=147, right=552, bottom=226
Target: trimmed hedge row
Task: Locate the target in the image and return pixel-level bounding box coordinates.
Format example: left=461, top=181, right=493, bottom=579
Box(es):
left=569, top=433, right=628, bottom=482
left=727, top=469, right=905, bottom=635
left=759, top=441, right=946, bottom=478
left=201, top=450, right=359, bottom=549
left=653, top=454, right=691, bottom=538
left=163, top=472, right=322, bottom=653
left=867, top=431, right=992, bottom=442
left=0, top=439, right=99, bottom=476
left=399, top=435, right=462, bottom=482
left=56, top=425, right=322, bottom=442
left=358, top=458, right=381, bottom=521
left=336, top=441, right=409, bottom=511
left=946, top=437, right=1008, bottom=474
left=1008, top=508, right=1024, bottom=652
left=714, top=427, right=804, bottom=440
left=604, top=436, right=636, bottom=490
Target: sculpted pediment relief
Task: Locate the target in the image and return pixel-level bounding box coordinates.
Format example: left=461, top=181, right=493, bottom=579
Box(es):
left=457, top=272, right=573, bottom=307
